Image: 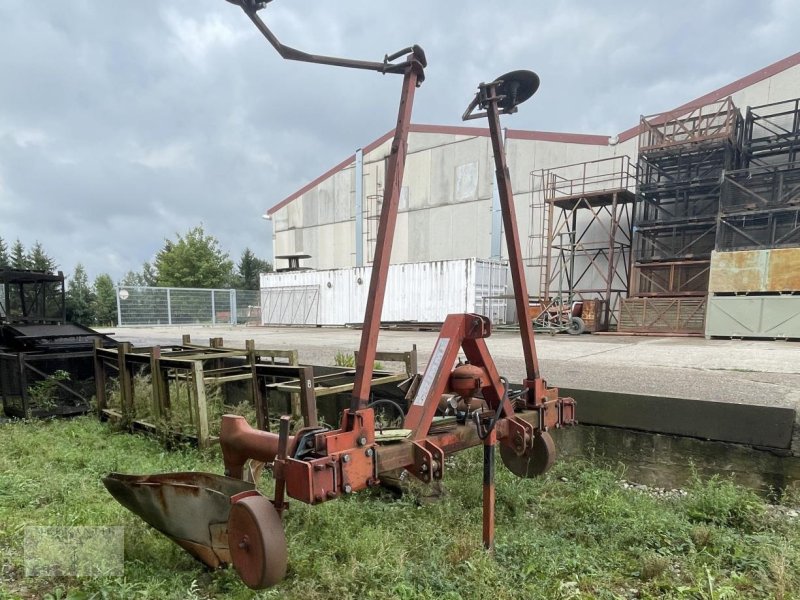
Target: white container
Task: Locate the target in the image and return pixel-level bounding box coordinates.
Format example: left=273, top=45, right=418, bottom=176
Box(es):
left=259, top=258, right=508, bottom=326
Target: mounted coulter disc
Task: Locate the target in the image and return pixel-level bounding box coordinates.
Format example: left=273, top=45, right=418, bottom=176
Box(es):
left=500, top=430, right=556, bottom=478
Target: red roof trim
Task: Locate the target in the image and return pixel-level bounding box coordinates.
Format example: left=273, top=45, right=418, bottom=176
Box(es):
left=506, top=129, right=610, bottom=145
left=268, top=52, right=800, bottom=214
left=267, top=153, right=355, bottom=216
left=410, top=123, right=491, bottom=137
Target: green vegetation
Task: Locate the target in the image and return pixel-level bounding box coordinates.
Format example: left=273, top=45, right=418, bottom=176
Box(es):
left=102, top=371, right=258, bottom=441
left=154, top=225, right=234, bottom=289
left=65, top=264, right=94, bottom=326
left=334, top=350, right=383, bottom=371
left=235, top=247, right=273, bottom=290
left=90, top=274, right=117, bottom=326
left=1, top=418, right=799, bottom=599
left=26, top=370, right=71, bottom=412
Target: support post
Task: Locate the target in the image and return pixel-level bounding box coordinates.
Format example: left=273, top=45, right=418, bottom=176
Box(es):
left=191, top=361, right=210, bottom=449
left=482, top=428, right=496, bottom=551
left=485, top=92, right=541, bottom=387
left=351, top=60, right=421, bottom=412
left=247, top=340, right=267, bottom=430
left=117, top=342, right=134, bottom=424
left=93, top=338, right=107, bottom=417
left=355, top=147, right=364, bottom=267
left=298, top=366, right=318, bottom=427
left=18, top=353, right=29, bottom=418
left=149, top=346, right=163, bottom=421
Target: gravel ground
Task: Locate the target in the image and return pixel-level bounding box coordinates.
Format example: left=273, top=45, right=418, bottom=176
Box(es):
left=100, top=325, right=800, bottom=410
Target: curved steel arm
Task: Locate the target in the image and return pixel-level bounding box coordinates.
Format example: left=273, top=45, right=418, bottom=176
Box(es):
left=227, top=0, right=426, bottom=80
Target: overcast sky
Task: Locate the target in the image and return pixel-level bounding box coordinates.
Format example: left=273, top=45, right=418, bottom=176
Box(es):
left=1, top=0, right=797, bottom=282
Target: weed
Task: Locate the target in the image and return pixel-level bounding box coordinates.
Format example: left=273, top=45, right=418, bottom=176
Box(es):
left=690, top=524, right=715, bottom=550
left=683, top=471, right=765, bottom=531
left=639, top=553, right=670, bottom=581
left=334, top=350, right=384, bottom=371
left=333, top=350, right=355, bottom=368
left=27, top=369, right=71, bottom=410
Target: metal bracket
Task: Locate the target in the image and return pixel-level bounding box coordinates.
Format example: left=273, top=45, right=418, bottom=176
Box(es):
left=503, top=415, right=536, bottom=453
left=411, top=439, right=444, bottom=483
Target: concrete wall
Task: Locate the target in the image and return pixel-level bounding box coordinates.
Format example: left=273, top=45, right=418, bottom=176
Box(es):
left=269, top=62, right=800, bottom=296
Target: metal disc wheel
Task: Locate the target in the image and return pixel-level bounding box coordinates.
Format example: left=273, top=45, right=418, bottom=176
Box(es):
left=567, top=316, right=585, bottom=335
left=227, top=495, right=287, bottom=590
left=500, top=431, right=556, bottom=478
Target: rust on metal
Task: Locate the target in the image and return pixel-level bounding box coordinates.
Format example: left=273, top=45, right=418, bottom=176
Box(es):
left=499, top=430, right=556, bottom=478
left=639, top=97, right=742, bottom=154
left=102, top=472, right=255, bottom=568
left=708, top=248, right=800, bottom=293
left=227, top=493, right=287, bottom=589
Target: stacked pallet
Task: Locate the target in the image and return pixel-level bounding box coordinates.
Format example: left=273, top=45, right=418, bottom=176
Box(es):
left=620, top=98, right=744, bottom=334
left=706, top=98, right=800, bottom=338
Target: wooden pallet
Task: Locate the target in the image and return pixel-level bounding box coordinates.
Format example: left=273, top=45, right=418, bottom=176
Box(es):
left=618, top=297, right=707, bottom=334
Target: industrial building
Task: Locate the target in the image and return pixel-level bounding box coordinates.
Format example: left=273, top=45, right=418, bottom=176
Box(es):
left=261, top=52, right=800, bottom=336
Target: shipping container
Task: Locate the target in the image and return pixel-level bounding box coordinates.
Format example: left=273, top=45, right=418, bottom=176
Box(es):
left=259, top=258, right=509, bottom=326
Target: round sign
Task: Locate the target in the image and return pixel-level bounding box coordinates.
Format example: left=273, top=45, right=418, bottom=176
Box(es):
left=118, top=289, right=130, bottom=300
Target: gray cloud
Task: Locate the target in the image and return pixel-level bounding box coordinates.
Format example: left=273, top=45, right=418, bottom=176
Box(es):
left=0, top=0, right=797, bottom=281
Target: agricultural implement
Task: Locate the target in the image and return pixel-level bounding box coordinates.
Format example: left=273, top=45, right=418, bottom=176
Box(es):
left=104, top=0, right=576, bottom=589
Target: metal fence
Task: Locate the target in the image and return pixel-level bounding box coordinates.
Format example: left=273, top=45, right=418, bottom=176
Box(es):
left=116, top=286, right=261, bottom=326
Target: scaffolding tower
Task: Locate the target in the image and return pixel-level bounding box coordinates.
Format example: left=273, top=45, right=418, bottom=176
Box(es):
left=538, top=156, right=635, bottom=329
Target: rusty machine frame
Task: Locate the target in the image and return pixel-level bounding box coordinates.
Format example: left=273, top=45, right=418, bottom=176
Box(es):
left=104, top=1, right=575, bottom=590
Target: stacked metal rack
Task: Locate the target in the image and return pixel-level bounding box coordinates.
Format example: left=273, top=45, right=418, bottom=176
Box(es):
left=619, top=98, right=744, bottom=334
left=706, top=97, right=800, bottom=338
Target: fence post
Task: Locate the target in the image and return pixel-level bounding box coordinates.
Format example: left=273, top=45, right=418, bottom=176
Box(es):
left=230, top=289, right=237, bottom=325
left=166, top=288, right=173, bottom=325
left=116, top=287, right=123, bottom=327
left=211, top=290, right=216, bottom=325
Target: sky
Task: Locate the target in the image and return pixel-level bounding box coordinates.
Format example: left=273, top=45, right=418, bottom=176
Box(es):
left=0, top=0, right=798, bottom=283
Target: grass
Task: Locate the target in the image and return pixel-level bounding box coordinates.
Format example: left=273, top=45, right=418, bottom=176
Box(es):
left=103, top=370, right=258, bottom=441
left=333, top=350, right=384, bottom=371
left=0, top=417, right=799, bottom=599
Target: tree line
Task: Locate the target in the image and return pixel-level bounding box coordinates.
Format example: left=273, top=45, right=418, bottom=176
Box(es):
left=0, top=225, right=272, bottom=326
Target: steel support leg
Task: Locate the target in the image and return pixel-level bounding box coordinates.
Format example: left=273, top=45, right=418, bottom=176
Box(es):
left=482, top=428, right=496, bottom=550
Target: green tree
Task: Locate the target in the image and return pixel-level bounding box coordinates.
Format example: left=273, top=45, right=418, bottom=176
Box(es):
left=27, top=241, right=58, bottom=272
left=92, top=274, right=117, bottom=325
left=11, top=239, right=28, bottom=269
left=120, top=262, right=158, bottom=288
left=0, top=236, right=8, bottom=267
left=141, top=261, right=158, bottom=286
left=236, top=247, right=272, bottom=290
left=66, top=263, right=95, bottom=325
left=154, top=225, right=233, bottom=288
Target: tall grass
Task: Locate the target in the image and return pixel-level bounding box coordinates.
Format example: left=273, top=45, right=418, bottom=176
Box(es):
left=1, top=418, right=798, bottom=599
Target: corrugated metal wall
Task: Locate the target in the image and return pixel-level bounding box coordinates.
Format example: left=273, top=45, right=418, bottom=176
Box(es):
left=259, top=258, right=508, bottom=326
